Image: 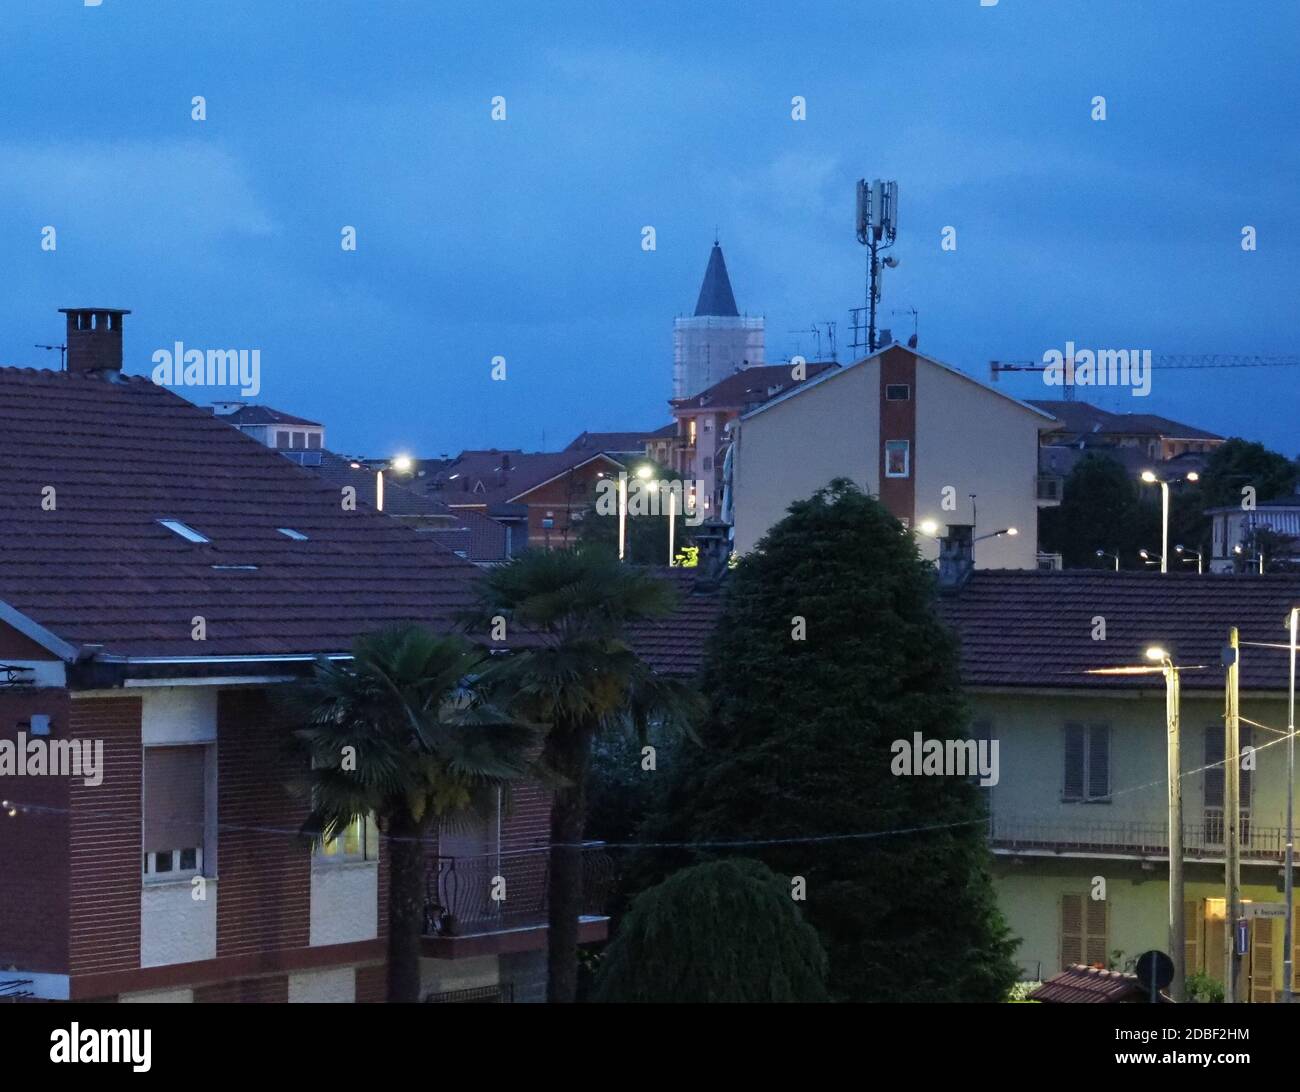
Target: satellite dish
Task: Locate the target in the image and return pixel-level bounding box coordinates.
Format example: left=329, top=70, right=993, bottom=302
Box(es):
left=1134, top=949, right=1174, bottom=995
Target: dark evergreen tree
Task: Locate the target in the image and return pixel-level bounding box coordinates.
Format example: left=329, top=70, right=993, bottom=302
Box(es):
left=1040, top=453, right=1160, bottom=568
left=592, top=859, right=829, bottom=1003
left=638, top=479, right=1019, bottom=1002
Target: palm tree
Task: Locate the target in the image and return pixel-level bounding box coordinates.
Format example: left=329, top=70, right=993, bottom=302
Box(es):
left=286, top=625, right=536, bottom=1003
left=468, top=549, right=701, bottom=1002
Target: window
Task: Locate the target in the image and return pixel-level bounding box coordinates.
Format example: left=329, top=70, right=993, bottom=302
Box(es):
left=885, top=383, right=911, bottom=401
left=1204, top=724, right=1253, bottom=845
left=157, top=518, right=210, bottom=544
left=1062, top=723, right=1109, bottom=802
left=144, top=745, right=209, bottom=880
left=275, top=430, right=290, bottom=449
left=292, top=431, right=306, bottom=449
left=884, top=440, right=910, bottom=478
left=318, top=814, right=380, bottom=863
left=702, top=456, right=713, bottom=471
left=307, top=432, right=322, bottom=450
left=1060, top=893, right=1107, bottom=969
left=687, top=419, right=697, bottom=446
left=277, top=527, right=309, bottom=541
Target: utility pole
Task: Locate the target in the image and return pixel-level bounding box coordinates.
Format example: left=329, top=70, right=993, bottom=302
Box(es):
left=1165, top=657, right=1185, bottom=1002
left=1286, top=607, right=1298, bottom=1002
left=1225, top=626, right=1243, bottom=1003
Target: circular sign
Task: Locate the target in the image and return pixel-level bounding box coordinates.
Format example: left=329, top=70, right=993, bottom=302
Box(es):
left=1134, top=949, right=1175, bottom=992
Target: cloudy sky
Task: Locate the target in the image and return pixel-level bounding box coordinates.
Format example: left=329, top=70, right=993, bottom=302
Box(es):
left=1, top=0, right=1296, bottom=457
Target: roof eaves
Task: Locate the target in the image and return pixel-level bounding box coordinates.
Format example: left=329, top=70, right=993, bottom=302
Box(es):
left=0, top=601, right=80, bottom=662
left=505, top=453, right=624, bottom=503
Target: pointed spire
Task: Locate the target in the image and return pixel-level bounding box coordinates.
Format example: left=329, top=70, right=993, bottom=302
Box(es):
left=693, top=242, right=740, bottom=317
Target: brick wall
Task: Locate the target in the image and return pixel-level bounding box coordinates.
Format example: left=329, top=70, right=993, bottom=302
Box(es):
left=355, top=963, right=386, bottom=1003
left=215, top=690, right=311, bottom=957
left=69, top=696, right=142, bottom=976
left=194, top=974, right=288, bottom=1003
left=0, top=689, right=72, bottom=972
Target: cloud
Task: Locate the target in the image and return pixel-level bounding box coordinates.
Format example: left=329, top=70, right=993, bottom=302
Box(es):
left=0, top=140, right=276, bottom=241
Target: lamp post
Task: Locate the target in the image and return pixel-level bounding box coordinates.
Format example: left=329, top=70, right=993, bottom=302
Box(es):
left=1175, top=545, right=1203, bottom=574
left=1095, top=548, right=1120, bottom=572
left=618, top=464, right=655, bottom=562
left=1139, top=549, right=1162, bottom=569
left=1233, top=543, right=1265, bottom=574
left=1087, top=647, right=1204, bottom=1002
left=1141, top=470, right=1199, bottom=574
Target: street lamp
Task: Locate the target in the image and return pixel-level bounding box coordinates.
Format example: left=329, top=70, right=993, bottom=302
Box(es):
left=1233, top=543, right=1265, bottom=575
left=974, top=526, right=1017, bottom=543
left=1095, top=548, right=1120, bottom=572
left=1139, top=548, right=1162, bottom=568
left=1141, top=470, right=1199, bottom=574
left=1088, top=646, right=1207, bottom=1003
left=618, top=464, right=657, bottom=562
left=1175, top=545, right=1203, bottom=574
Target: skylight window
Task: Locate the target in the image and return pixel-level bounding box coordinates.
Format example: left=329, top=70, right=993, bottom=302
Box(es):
left=158, top=519, right=210, bottom=544
left=277, top=528, right=309, bottom=541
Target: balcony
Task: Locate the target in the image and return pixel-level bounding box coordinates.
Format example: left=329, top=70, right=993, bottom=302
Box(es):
left=422, top=844, right=614, bottom=958
left=989, top=812, right=1285, bottom=864
left=1036, top=474, right=1063, bottom=506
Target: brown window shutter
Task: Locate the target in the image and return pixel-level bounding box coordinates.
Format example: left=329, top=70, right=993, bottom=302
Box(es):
left=144, top=746, right=206, bottom=854
left=1183, top=900, right=1201, bottom=976
left=1084, top=896, right=1108, bottom=966
left=1252, top=918, right=1275, bottom=1004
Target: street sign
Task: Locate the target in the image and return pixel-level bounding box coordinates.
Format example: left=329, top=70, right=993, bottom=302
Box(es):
left=1236, top=919, right=1250, bottom=956
left=1245, top=902, right=1287, bottom=919
left=1134, top=949, right=1175, bottom=996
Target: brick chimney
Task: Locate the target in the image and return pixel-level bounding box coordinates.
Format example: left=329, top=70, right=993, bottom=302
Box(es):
left=937, top=524, right=975, bottom=591
left=58, top=308, right=131, bottom=377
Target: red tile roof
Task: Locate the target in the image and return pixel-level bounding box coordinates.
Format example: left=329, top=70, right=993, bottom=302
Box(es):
left=213, top=403, right=322, bottom=428
left=1028, top=964, right=1170, bottom=1003
left=1030, top=400, right=1222, bottom=442
left=671, top=363, right=839, bottom=412
left=939, top=569, right=1300, bottom=692
left=622, top=569, right=723, bottom=677
left=0, top=367, right=479, bottom=659
left=429, top=449, right=622, bottom=509
left=564, top=431, right=655, bottom=455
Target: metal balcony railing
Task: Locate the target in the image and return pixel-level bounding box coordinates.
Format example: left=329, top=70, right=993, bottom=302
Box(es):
left=424, top=843, right=615, bottom=937
left=988, top=812, right=1283, bottom=861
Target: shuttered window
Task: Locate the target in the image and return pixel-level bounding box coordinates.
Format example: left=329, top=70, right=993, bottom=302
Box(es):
left=1060, top=893, right=1108, bottom=970
left=1184, top=900, right=1201, bottom=977
left=1063, top=723, right=1109, bottom=801
left=1204, top=725, right=1253, bottom=844
left=143, top=745, right=208, bottom=877
left=1252, top=919, right=1275, bottom=1004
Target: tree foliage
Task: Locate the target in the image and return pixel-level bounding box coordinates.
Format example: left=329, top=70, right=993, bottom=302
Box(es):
left=592, top=859, right=829, bottom=1003
left=637, top=479, right=1019, bottom=1002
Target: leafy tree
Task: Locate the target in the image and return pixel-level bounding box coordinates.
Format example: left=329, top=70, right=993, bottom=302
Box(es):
left=1198, top=438, right=1298, bottom=510
left=467, top=549, right=702, bottom=1002
left=638, top=479, right=1020, bottom=1001
left=1040, top=453, right=1160, bottom=568
left=592, top=859, right=829, bottom=1003
left=286, top=626, right=536, bottom=1003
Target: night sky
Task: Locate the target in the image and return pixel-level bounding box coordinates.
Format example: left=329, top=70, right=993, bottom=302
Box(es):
left=2, top=0, right=1295, bottom=457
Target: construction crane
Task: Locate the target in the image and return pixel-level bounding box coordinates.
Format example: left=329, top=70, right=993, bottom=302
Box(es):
left=990, top=355, right=1300, bottom=400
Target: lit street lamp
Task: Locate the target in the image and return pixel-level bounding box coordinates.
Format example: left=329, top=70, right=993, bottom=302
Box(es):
left=1141, top=470, right=1199, bottom=574
left=618, top=463, right=655, bottom=562
left=1087, top=646, right=1207, bottom=1003
left=1095, top=548, right=1120, bottom=572
left=1175, top=545, right=1203, bottom=574
left=1139, top=548, right=1162, bottom=568
left=1233, top=543, right=1265, bottom=575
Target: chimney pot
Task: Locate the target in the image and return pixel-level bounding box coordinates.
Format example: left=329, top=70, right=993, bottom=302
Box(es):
left=58, top=307, right=130, bottom=377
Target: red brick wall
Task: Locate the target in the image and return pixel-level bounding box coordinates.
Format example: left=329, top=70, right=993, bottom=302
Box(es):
left=214, top=690, right=311, bottom=957
left=69, top=696, right=142, bottom=976
left=523, top=462, right=612, bottom=548
left=0, top=689, right=72, bottom=972
left=355, top=964, right=386, bottom=1003
left=194, top=974, right=288, bottom=1003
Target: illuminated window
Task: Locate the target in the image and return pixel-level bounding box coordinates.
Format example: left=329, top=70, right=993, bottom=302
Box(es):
left=884, top=440, right=910, bottom=478
left=318, top=815, right=380, bottom=862
left=688, top=419, right=697, bottom=445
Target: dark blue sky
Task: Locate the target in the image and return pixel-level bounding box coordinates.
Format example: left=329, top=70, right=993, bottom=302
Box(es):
left=2, top=1, right=1296, bottom=457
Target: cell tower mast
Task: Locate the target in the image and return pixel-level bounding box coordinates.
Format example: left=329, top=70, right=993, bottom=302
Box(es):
left=851, top=179, right=899, bottom=354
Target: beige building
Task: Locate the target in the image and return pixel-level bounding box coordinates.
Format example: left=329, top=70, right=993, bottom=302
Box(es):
left=730, top=345, right=1053, bottom=568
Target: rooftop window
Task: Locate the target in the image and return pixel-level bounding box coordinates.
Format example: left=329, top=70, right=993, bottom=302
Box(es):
left=277, top=528, right=309, bottom=541
left=157, top=519, right=210, bottom=544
